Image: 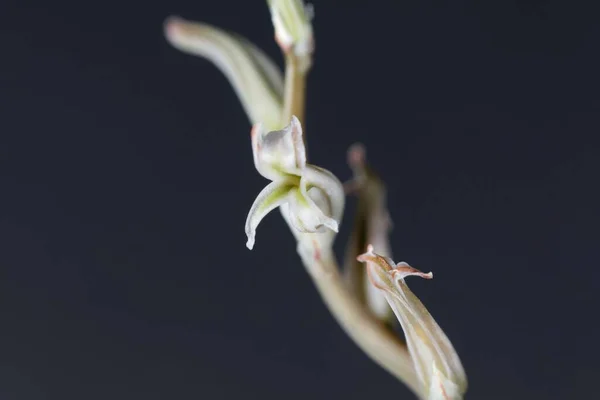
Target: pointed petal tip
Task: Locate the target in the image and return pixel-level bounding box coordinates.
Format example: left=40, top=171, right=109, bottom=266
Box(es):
left=391, top=262, right=434, bottom=280
left=251, top=123, right=262, bottom=139
left=245, top=181, right=295, bottom=251
left=356, top=244, right=375, bottom=262
left=324, top=218, right=339, bottom=233
left=246, top=235, right=255, bottom=250
left=290, top=115, right=301, bottom=126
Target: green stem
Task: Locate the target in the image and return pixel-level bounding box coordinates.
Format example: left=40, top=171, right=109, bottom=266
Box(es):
left=281, top=52, right=307, bottom=130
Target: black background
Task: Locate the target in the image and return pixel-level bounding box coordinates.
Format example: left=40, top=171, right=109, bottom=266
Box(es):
left=1, top=1, right=599, bottom=399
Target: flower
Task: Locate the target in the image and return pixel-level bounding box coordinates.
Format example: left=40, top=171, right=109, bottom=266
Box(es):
left=357, top=245, right=468, bottom=400
left=245, top=116, right=344, bottom=250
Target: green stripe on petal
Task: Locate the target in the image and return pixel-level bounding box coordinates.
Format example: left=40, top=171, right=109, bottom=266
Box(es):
left=245, top=181, right=295, bottom=249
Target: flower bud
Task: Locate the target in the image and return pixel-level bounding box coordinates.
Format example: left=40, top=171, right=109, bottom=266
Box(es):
left=357, top=245, right=467, bottom=400
left=267, top=0, right=314, bottom=58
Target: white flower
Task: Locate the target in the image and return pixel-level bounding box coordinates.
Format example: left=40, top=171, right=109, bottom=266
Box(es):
left=357, top=245, right=468, bottom=400
left=245, top=116, right=344, bottom=249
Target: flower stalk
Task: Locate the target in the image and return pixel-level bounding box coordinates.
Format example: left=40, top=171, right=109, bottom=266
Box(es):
left=269, top=0, right=314, bottom=132
left=282, top=53, right=308, bottom=126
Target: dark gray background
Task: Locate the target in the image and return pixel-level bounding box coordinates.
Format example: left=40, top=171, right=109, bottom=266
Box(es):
left=1, top=0, right=598, bottom=399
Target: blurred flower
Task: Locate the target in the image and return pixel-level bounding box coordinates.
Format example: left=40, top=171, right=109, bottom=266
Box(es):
left=357, top=245, right=467, bottom=400
left=267, top=0, right=314, bottom=61
left=245, top=116, right=344, bottom=249
left=344, top=143, right=394, bottom=321
left=164, top=16, right=284, bottom=130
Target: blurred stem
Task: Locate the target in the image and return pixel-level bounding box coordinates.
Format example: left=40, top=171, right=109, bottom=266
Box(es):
left=298, top=244, right=423, bottom=398
left=282, top=52, right=307, bottom=130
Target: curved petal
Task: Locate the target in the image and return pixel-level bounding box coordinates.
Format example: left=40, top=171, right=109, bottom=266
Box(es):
left=251, top=116, right=306, bottom=180
left=164, top=16, right=283, bottom=130
left=301, top=165, right=344, bottom=224
left=283, top=162, right=344, bottom=235
left=245, top=180, right=295, bottom=249
left=287, top=187, right=338, bottom=233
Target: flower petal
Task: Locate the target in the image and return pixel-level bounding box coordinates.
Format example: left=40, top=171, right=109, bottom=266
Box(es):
left=251, top=116, right=306, bottom=180
left=245, top=180, right=296, bottom=249
left=300, top=165, right=344, bottom=225
left=428, top=363, right=462, bottom=400
left=357, top=246, right=467, bottom=399
left=164, top=16, right=284, bottom=130
left=287, top=187, right=338, bottom=233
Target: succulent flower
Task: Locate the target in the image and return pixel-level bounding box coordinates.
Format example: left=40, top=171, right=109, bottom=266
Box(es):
left=357, top=245, right=468, bottom=400
left=245, top=116, right=344, bottom=250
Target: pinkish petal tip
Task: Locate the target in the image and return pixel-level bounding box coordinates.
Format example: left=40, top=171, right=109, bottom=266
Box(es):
left=163, top=16, right=184, bottom=40
left=347, top=143, right=366, bottom=168
left=391, top=262, right=434, bottom=280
